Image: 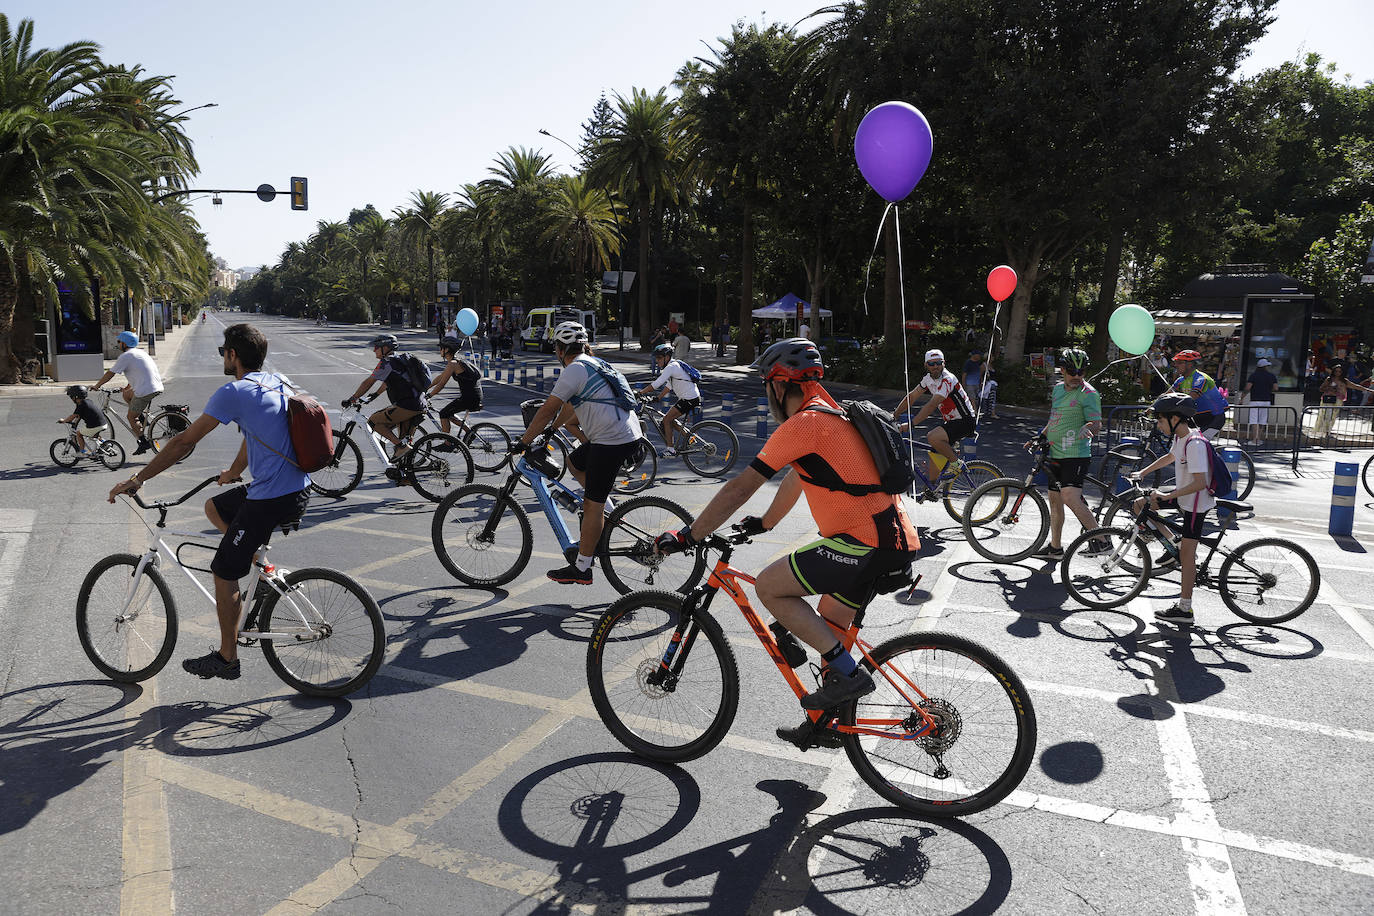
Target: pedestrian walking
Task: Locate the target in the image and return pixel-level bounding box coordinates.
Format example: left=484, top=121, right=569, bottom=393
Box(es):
left=1241, top=358, right=1277, bottom=445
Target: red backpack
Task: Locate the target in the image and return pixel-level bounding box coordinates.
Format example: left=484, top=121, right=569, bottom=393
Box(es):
left=252, top=378, right=334, bottom=473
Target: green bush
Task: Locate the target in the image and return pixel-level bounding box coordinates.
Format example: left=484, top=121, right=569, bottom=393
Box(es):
left=990, top=360, right=1049, bottom=408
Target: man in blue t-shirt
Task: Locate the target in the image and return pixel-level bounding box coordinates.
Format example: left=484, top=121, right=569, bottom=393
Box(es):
left=1241, top=358, right=1278, bottom=444
left=108, top=323, right=311, bottom=682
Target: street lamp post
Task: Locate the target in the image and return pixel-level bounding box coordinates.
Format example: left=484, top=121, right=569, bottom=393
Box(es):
left=694, top=266, right=705, bottom=333
left=539, top=127, right=627, bottom=350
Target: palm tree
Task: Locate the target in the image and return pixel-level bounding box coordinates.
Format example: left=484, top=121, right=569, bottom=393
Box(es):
left=540, top=175, right=621, bottom=310
left=586, top=88, right=687, bottom=347
left=348, top=211, right=389, bottom=317
left=481, top=147, right=559, bottom=308
left=450, top=182, right=505, bottom=316
left=393, top=190, right=449, bottom=327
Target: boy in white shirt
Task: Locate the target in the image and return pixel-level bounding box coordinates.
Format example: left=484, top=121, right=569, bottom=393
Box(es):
left=1129, top=393, right=1215, bottom=625
left=638, top=343, right=702, bottom=456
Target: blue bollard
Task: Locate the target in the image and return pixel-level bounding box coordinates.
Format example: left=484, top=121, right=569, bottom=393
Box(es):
left=1331, top=461, right=1357, bottom=536
left=520, top=361, right=528, bottom=388
left=505, top=359, right=514, bottom=384
left=756, top=397, right=768, bottom=439
left=537, top=364, right=545, bottom=393
left=1218, top=447, right=1241, bottom=524
left=961, top=436, right=977, bottom=462
left=1113, top=436, right=1140, bottom=495
left=722, top=392, right=734, bottom=427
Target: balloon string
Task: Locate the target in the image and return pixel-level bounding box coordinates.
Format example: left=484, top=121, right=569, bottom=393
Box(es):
left=892, top=206, right=918, bottom=486
left=972, top=300, right=1001, bottom=431
left=859, top=202, right=894, bottom=317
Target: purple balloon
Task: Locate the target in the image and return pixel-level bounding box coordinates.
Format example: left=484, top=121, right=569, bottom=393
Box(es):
left=854, top=102, right=934, bottom=202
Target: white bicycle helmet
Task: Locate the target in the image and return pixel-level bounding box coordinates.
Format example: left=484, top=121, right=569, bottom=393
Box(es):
left=551, top=321, right=588, bottom=345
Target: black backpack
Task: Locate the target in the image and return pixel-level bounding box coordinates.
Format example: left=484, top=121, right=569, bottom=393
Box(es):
left=799, top=400, right=916, bottom=496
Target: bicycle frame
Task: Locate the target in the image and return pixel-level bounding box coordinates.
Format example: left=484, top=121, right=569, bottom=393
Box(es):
left=336, top=399, right=428, bottom=465
left=658, top=536, right=940, bottom=742
left=486, top=447, right=587, bottom=556
left=1117, top=496, right=1231, bottom=576
left=94, top=389, right=147, bottom=440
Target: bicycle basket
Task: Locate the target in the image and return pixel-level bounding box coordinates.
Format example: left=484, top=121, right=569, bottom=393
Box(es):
left=520, top=398, right=547, bottom=429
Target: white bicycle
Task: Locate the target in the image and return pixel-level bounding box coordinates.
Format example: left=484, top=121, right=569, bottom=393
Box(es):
left=78, top=477, right=385, bottom=697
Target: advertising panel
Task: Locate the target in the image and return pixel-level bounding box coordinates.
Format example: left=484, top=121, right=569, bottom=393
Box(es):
left=1241, top=295, right=1312, bottom=391
left=55, top=282, right=103, bottom=355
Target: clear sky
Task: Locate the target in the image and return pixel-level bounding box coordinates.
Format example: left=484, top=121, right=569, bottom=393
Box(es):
left=12, top=0, right=1373, bottom=271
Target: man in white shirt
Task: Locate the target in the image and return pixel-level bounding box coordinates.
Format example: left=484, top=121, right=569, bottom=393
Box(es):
left=673, top=329, right=691, bottom=362
left=892, top=349, right=977, bottom=485
left=638, top=344, right=702, bottom=457
left=92, top=330, right=164, bottom=454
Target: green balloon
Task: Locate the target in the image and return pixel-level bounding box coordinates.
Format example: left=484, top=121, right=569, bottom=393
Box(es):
left=1108, top=305, right=1155, bottom=356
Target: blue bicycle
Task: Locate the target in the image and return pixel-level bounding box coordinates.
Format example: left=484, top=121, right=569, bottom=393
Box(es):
left=430, top=431, right=705, bottom=593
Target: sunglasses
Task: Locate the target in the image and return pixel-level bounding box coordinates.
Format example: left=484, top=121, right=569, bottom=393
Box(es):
left=217, top=346, right=228, bottom=356
left=926, top=360, right=944, bottom=367
left=1062, top=366, right=1083, bottom=375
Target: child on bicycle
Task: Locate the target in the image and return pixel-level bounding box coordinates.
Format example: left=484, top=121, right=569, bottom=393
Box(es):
left=891, top=349, right=976, bottom=485
left=426, top=335, right=483, bottom=438
left=637, top=343, right=701, bottom=457
left=1129, top=392, right=1215, bottom=625
left=57, top=385, right=109, bottom=456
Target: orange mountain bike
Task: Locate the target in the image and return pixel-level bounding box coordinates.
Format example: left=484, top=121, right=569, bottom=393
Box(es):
left=585, top=526, right=1038, bottom=817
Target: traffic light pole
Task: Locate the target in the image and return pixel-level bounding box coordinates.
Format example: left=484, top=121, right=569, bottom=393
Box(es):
left=154, top=179, right=307, bottom=210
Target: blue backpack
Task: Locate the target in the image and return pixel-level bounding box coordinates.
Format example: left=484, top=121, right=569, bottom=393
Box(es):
left=1186, top=433, right=1234, bottom=497
left=567, top=356, right=636, bottom=415
left=675, top=359, right=702, bottom=384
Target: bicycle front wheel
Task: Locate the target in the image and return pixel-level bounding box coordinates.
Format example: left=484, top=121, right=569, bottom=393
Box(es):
left=1218, top=537, right=1319, bottom=624
left=431, top=484, right=533, bottom=586
left=599, top=495, right=705, bottom=594
left=76, top=553, right=177, bottom=682
left=96, top=439, right=127, bottom=470
left=260, top=568, right=385, bottom=697
left=310, top=432, right=364, bottom=497
left=614, top=439, right=657, bottom=494
left=842, top=631, right=1036, bottom=817
left=1060, top=526, right=1153, bottom=609
left=148, top=410, right=195, bottom=460
left=405, top=433, right=474, bottom=502
left=586, top=590, right=739, bottom=763
left=941, top=459, right=1003, bottom=523
left=680, top=420, right=738, bottom=478
left=962, top=479, right=1049, bottom=563
left=50, top=437, right=80, bottom=467
left=463, top=421, right=512, bottom=473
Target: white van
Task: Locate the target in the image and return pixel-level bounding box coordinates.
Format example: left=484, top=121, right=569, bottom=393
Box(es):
left=519, top=307, right=597, bottom=352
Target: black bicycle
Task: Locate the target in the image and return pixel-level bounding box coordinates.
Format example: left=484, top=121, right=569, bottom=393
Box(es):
left=1107, top=420, right=1255, bottom=500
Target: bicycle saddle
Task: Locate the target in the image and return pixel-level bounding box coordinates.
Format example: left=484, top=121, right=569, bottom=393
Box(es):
left=1214, top=498, right=1251, bottom=514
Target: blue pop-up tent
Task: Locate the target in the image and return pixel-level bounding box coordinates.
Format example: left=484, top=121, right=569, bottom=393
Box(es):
left=752, top=293, right=832, bottom=320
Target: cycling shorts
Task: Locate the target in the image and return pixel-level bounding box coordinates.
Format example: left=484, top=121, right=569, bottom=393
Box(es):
left=1045, top=457, right=1090, bottom=491
left=569, top=439, right=643, bottom=504
left=438, top=394, right=482, bottom=419
left=667, top=396, right=701, bottom=417
left=788, top=534, right=916, bottom=611
left=937, top=416, right=976, bottom=443
left=210, top=485, right=310, bottom=580
left=1193, top=412, right=1225, bottom=439
left=1154, top=495, right=1207, bottom=540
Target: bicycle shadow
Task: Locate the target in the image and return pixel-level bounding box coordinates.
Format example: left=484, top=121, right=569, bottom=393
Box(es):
left=0, top=680, right=349, bottom=834
left=496, top=753, right=1013, bottom=913
left=0, top=460, right=89, bottom=482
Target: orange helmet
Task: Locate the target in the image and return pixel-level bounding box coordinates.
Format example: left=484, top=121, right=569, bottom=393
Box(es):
left=1172, top=349, right=1201, bottom=362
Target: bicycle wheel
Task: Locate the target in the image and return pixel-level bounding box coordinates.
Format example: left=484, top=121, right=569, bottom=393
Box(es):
left=404, top=433, right=474, bottom=502
left=259, top=568, right=385, bottom=697
left=50, top=437, right=80, bottom=467
left=1090, top=451, right=1135, bottom=520
left=463, top=421, right=512, bottom=473
left=96, top=439, right=126, bottom=470
left=1060, top=526, right=1152, bottom=609
left=76, top=553, right=177, bottom=682
left=614, top=438, right=657, bottom=494
left=310, top=432, right=364, bottom=497
left=842, top=631, right=1036, bottom=817
left=431, top=484, right=533, bottom=586
left=600, top=495, right=706, bottom=594
left=1230, top=448, right=1256, bottom=500
left=1363, top=455, right=1374, bottom=499
left=1218, top=537, right=1319, bottom=624
left=962, top=479, right=1050, bottom=563
left=147, top=410, right=195, bottom=460
left=586, top=589, right=739, bottom=763
left=941, top=459, right=1003, bottom=523
left=679, top=420, right=738, bottom=478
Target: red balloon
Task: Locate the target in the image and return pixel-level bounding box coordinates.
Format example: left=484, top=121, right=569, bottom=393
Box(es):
left=987, top=265, right=1017, bottom=302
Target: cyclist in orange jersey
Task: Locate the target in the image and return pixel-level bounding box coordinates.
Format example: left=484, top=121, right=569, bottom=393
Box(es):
left=656, top=338, right=920, bottom=748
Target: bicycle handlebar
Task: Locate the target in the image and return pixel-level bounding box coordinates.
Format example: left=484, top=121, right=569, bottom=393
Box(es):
left=127, top=475, right=235, bottom=510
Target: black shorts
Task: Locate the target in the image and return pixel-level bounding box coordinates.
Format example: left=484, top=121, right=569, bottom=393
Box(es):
left=439, top=395, right=482, bottom=419
left=569, top=440, right=644, bottom=504
left=1193, top=412, right=1225, bottom=433
left=788, top=534, right=916, bottom=611
left=1046, top=457, right=1090, bottom=491
left=210, top=486, right=310, bottom=580
left=938, top=416, right=976, bottom=443
left=1154, top=495, right=1208, bottom=540
left=667, top=396, right=701, bottom=417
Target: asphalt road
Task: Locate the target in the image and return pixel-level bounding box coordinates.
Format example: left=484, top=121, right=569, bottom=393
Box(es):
left=2, top=314, right=1372, bottom=915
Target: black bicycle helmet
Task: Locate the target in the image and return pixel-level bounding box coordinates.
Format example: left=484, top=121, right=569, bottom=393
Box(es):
left=752, top=337, right=824, bottom=382
left=1060, top=347, right=1088, bottom=371
left=65, top=384, right=88, bottom=399
left=1151, top=392, right=1196, bottom=418
left=369, top=334, right=398, bottom=350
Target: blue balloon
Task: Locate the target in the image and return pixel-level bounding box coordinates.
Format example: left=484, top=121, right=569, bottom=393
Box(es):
left=456, top=308, right=479, bottom=336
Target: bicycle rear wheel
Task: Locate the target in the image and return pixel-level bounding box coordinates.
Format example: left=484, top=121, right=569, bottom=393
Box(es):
left=463, top=421, right=512, bottom=473
left=1060, top=526, right=1152, bottom=609
left=1218, top=537, right=1319, bottom=624
left=431, top=484, right=533, bottom=586
left=1363, top=455, right=1374, bottom=499
left=76, top=553, right=177, bottom=682
left=310, top=432, right=364, bottom=497
left=599, top=495, right=705, bottom=594
left=614, top=439, right=657, bottom=494
left=962, top=479, right=1049, bottom=563
left=586, top=590, right=739, bottom=763
left=842, top=631, right=1036, bottom=817
left=259, top=568, right=385, bottom=697
left=148, top=410, right=195, bottom=460
left=679, top=420, right=738, bottom=477
left=941, top=459, right=1003, bottom=523
left=404, top=432, right=474, bottom=502
left=50, top=437, right=80, bottom=467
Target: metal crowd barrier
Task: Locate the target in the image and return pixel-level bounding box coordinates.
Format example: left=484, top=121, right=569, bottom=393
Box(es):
left=1101, top=404, right=1302, bottom=470
left=1298, top=404, right=1374, bottom=453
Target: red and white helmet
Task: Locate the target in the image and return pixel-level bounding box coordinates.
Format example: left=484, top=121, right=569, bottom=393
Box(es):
left=1172, top=349, right=1201, bottom=362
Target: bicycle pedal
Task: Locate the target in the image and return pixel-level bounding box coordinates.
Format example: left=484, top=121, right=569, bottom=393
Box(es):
left=236, top=635, right=259, bottom=647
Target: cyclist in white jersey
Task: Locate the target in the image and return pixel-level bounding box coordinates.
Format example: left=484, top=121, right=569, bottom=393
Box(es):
left=892, top=349, right=977, bottom=484
left=637, top=343, right=701, bottom=457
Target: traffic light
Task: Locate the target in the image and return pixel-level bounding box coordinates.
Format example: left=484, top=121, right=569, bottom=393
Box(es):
left=290, top=176, right=308, bottom=211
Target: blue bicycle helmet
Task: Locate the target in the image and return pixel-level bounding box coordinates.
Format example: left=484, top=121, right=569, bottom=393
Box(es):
left=117, top=330, right=139, bottom=348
